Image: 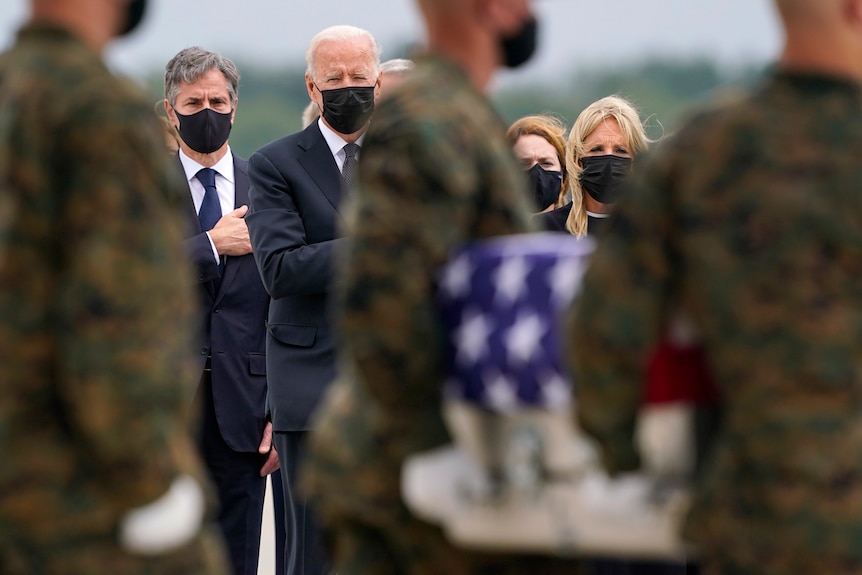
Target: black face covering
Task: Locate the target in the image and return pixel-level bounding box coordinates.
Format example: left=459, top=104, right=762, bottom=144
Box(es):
left=119, top=0, right=148, bottom=36
left=317, top=85, right=376, bottom=135
left=174, top=107, right=233, bottom=155
left=501, top=17, right=539, bottom=69
left=527, top=164, right=562, bottom=211
left=579, top=155, right=633, bottom=205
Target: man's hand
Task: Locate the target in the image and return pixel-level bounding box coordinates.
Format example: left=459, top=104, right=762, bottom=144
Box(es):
left=209, top=205, right=252, bottom=256
left=258, top=421, right=280, bottom=476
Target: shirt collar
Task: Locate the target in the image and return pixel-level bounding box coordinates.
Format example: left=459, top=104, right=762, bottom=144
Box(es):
left=178, top=147, right=235, bottom=184
left=317, top=117, right=365, bottom=156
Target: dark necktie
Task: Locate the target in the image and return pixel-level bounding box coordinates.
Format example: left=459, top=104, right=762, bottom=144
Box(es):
left=341, top=142, right=359, bottom=196
left=196, top=167, right=222, bottom=232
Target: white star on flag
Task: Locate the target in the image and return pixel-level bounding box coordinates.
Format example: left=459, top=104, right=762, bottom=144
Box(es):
left=504, top=311, right=546, bottom=364
left=438, top=253, right=473, bottom=299
left=539, top=371, right=572, bottom=408
left=454, top=308, right=492, bottom=365
left=493, top=256, right=529, bottom=303
left=548, top=259, right=587, bottom=306
left=484, top=371, right=518, bottom=411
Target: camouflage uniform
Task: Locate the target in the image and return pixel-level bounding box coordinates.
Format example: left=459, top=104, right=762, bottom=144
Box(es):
left=0, top=24, right=227, bottom=574
left=569, top=70, right=862, bottom=575
left=302, top=55, right=581, bottom=575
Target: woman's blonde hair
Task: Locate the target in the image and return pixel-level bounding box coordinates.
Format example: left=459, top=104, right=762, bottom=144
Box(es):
left=506, top=114, right=568, bottom=210
left=564, top=95, right=650, bottom=237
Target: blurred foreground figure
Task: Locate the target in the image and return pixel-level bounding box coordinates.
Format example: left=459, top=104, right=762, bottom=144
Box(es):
left=570, top=0, right=862, bottom=574
left=302, top=0, right=585, bottom=573
left=0, top=1, right=227, bottom=573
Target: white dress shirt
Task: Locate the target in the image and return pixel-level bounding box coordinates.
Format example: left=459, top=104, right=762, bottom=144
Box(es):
left=317, top=117, right=365, bottom=173
left=179, top=147, right=236, bottom=263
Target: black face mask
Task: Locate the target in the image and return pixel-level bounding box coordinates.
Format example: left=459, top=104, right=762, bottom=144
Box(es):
left=173, top=107, right=233, bottom=155
left=579, top=155, right=633, bottom=205
left=119, top=0, right=148, bottom=36
left=501, top=16, right=539, bottom=68
left=317, top=85, right=376, bottom=135
left=526, top=164, right=562, bottom=211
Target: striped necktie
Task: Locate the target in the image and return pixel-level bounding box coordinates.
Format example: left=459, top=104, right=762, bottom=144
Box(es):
left=341, top=142, right=359, bottom=195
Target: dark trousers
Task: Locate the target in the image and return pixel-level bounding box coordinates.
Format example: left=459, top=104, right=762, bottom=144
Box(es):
left=198, top=372, right=279, bottom=575
left=271, top=469, right=287, bottom=575
left=273, top=431, right=331, bottom=575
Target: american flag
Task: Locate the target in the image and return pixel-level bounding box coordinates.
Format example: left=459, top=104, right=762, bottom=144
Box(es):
left=437, top=233, right=595, bottom=413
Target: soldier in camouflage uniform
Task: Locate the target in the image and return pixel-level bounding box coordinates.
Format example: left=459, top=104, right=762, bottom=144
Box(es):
left=0, top=1, right=227, bottom=573
left=569, top=1, right=862, bottom=574
left=301, top=1, right=581, bottom=573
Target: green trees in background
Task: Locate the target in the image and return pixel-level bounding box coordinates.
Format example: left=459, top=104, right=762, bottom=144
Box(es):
left=146, top=58, right=767, bottom=158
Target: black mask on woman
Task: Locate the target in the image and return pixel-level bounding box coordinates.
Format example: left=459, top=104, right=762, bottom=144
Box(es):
left=501, top=17, right=539, bottom=69
left=173, top=107, right=233, bottom=155
left=317, top=85, right=376, bottom=135
left=527, top=164, right=562, bottom=211
left=579, top=155, right=632, bottom=205
left=120, top=0, right=148, bottom=36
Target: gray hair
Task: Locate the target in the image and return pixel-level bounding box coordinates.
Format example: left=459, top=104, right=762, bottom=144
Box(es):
left=305, top=25, right=381, bottom=80
left=380, top=58, right=414, bottom=75
left=164, top=47, right=240, bottom=107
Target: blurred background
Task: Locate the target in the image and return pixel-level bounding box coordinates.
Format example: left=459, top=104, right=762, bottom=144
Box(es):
left=0, top=0, right=782, bottom=159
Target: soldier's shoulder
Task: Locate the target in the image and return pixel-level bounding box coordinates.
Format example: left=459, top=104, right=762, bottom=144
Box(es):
left=4, top=27, right=146, bottom=115
left=642, top=83, right=772, bottom=173
left=367, top=61, right=499, bottom=163
left=375, top=57, right=488, bottom=129
left=670, top=85, right=758, bottom=140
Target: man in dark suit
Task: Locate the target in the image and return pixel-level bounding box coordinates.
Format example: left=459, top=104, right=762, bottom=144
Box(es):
left=164, top=46, right=284, bottom=575
left=245, top=25, right=381, bottom=575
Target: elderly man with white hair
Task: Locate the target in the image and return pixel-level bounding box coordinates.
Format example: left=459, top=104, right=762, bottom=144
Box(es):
left=300, top=57, right=414, bottom=128
left=246, top=24, right=382, bottom=575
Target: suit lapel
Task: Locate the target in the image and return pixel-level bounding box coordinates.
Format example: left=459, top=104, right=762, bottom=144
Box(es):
left=176, top=154, right=203, bottom=233
left=233, top=158, right=249, bottom=210
left=296, top=123, right=344, bottom=214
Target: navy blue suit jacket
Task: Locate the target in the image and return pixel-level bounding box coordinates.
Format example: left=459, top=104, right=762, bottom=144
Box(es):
left=246, top=122, right=347, bottom=432
left=184, top=155, right=270, bottom=452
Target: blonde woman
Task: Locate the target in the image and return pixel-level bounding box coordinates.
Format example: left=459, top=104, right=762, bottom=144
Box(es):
left=538, top=95, right=650, bottom=236
left=506, top=114, right=567, bottom=213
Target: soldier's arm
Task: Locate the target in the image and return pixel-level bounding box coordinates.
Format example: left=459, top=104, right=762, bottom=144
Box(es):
left=56, top=99, right=199, bottom=509
left=568, top=149, right=677, bottom=473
